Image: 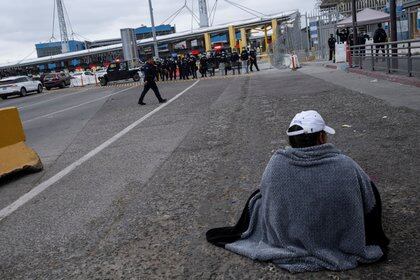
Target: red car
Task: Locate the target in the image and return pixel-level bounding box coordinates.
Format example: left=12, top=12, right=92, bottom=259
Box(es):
left=43, top=72, right=71, bottom=90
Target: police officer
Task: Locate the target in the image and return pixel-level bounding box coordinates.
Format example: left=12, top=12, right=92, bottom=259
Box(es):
left=224, top=52, right=232, bottom=75
left=373, top=23, right=387, bottom=60
left=199, top=54, right=208, bottom=78
left=138, top=57, right=166, bottom=105
left=169, top=58, right=177, bottom=80
left=189, top=56, right=198, bottom=79
left=161, top=58, right=169, bottom=81
left=328, top=34, right=337, bottom=61
left=231, top=51, right=240, bottom=75
left=240, top=47, right=249, bottom=74
left=249, top=48, right=259, bottom=71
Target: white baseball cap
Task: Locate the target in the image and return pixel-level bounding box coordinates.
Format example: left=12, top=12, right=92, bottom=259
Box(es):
left=286, top=110, right=336, bottom=136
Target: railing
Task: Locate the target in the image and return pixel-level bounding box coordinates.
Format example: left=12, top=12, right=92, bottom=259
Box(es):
left=349, top=39, right=420, bottom=77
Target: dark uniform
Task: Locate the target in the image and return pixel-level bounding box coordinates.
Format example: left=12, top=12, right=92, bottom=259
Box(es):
left=161, top=59, right=169, bottom=81
left=224, top=53, right=232, bottom=75
left=373, top=25, right=387, bottom=59
left=231, top=51, right=240, bottom=74
left=199, top=56, right=208, bottom=78
left=336, top=28, right=349, bottom=43
left=328, top=35, right=337, bottom=61
left=138, top=61, right=166, bottom=105
left=240, top=49, right=249, bottom=73
left=180, top=58, right=189, bottom=80
left=249, top=49, right=259, bottom=71
left=169, top=58, right=177, bottom=80
left=189, top=57, right=198, bottom=79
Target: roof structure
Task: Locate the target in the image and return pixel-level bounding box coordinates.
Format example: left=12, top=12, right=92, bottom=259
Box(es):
left=135, top=24, right=174, bottom=34
left=337, top=8, right=390, bottom=27
left=319, top=0, right=348, bottom=9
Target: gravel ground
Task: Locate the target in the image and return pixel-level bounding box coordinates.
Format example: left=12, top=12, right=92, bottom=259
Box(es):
left=0, top=69, right=418, bottom=279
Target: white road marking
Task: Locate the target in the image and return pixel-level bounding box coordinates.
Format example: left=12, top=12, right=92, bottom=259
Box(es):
left=18, top=88, right=92, bottom=110
left=0, top=80, right=200, bottom=222
left=23, top=86, right=136, bottom=124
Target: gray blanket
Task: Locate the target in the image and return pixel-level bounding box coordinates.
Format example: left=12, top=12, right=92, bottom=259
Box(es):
left=225, top=144, right=384, bottom=272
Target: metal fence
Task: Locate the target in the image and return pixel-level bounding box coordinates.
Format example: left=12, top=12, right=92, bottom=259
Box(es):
left=349, top=39, right=420, bottom=77
left=269, top=12, right=306, bottom=68
left=307, top=9, right=343, bottom=60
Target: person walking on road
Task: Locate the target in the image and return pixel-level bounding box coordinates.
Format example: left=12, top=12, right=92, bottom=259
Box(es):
left=373, top=23, right=387, bottom=60
left=249, top=48, right=259, bottom=71
left=328, top=34, right=337, bottom=62
left=240, top=47, right=249, bottom=74
left=138, top=58, right=167, bottom=106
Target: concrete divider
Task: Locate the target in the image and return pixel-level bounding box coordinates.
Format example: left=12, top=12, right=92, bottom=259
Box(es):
left=0, top=107, right=43, bottom=179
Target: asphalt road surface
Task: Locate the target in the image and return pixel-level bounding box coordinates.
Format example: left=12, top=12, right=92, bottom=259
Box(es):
left=0, top=68, right=418, bottom=279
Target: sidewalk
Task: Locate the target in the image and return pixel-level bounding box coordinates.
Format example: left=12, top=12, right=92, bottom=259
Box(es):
left=321, top=61, right=420, bottom=88
left=300, top=62, right=420, bottom=111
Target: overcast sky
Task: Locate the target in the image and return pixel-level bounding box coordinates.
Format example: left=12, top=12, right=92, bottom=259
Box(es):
left=0, top=0, right=317, bottom=64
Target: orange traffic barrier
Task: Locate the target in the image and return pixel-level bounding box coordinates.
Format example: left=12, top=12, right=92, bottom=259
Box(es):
left=0, top=107, right=42, bottom=179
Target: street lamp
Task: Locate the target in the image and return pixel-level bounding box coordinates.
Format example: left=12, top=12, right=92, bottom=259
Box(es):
left=147, top=0, right=159, bottom=58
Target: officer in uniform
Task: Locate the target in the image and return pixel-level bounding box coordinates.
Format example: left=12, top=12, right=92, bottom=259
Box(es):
left=231, top=51, right=240, bottom=75
left=328, top=34, right=337, bottom=61
left=138, top=58, right=167, bottom=106
left=240, top=47, right=249, bottom=74
left=169, top=58, right=177, bottom=80
left=199, top=54, right=208, bottom=78
left=249, top=48, right=259, bottom=71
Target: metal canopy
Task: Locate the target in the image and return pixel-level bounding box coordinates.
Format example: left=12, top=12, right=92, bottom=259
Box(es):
left=337, top=8, right=390, bottom=27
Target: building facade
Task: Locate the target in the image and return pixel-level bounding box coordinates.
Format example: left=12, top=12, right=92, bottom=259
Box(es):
left=35, top=40, right=86, bottom=58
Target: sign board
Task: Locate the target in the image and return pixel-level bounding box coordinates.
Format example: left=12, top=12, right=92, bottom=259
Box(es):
left=335, top=43, right=346, bottom=63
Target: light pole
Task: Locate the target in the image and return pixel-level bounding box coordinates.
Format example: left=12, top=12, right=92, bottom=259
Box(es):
left=148, top=0, right=159, bottom=58
left=351, top=0, right=357, bottom=45
left=390, top=0, right=398, bottom=69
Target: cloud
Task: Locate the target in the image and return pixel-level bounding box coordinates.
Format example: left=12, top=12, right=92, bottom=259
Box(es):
left=0, top=0, right=316, bottom=64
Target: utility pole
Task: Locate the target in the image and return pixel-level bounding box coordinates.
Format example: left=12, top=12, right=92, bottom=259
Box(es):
left=390, top=0, right=398, bottom=69
left=198, top=0, right=209, bottom=28
left=351, top=0, right=358, bottom=46
left=305, top=12, right=311, bottom=54
left=56, top=0, right=69, bottom=53
left=147, top=0, right=159, bottom=58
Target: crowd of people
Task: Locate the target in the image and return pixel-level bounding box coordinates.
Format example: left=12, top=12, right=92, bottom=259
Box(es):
left=137, top=47, right=261, bottom=106
left=148, top=47, right=260, bottom=82
left=329, top=23, right=388, bottom=62
left=0, top=47, right=261, bottom=82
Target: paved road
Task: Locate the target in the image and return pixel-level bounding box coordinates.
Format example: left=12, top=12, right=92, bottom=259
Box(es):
left=0, top=70, right=418, bottom=279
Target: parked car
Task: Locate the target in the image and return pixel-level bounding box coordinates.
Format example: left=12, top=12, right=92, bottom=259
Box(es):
left=0, top=76, right=43, bottom=99
left=98, top=61, right=140, bottom=86
left=43, top=72, right=71, bottom=90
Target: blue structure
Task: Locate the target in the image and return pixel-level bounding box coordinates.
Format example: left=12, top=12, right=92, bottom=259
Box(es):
left=35, top=40, right=86, bottom=58
left=134, top=25, right=176, bottom=39
left=211, top=32, right=241, bottom=44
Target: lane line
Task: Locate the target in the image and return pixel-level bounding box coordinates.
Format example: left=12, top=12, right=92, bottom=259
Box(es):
left=0, top=87, right=91, bottom=108
left=23, top=86, right=136, bottom=124
left=0, top=80, right=200, bottom=222
left=18, top=88, right=92, bottom=110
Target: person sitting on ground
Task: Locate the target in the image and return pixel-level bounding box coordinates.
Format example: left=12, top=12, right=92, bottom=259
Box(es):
left=206, top=110, right=389, bottom=273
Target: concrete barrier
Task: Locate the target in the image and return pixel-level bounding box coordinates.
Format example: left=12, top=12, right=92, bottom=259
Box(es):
left=0, top=107, right=43, bottom=179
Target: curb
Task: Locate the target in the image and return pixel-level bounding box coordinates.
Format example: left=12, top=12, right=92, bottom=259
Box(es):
left=324, top=64, right=420, bottom=88
left=348, top=68, right=420, bottom=88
